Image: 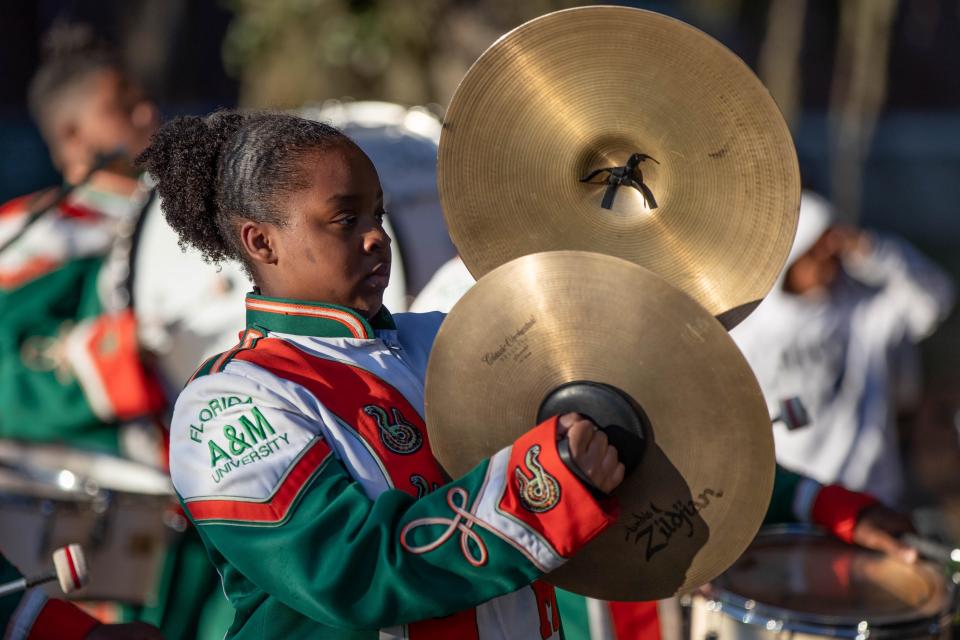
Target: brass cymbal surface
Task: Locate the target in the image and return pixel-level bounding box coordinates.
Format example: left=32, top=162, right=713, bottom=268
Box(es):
left=438, top=6, right=800, bottom=327
left=424, top=251, right=775, bottom=600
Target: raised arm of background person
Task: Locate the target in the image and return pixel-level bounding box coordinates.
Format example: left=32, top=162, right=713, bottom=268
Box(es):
left=170, top=366, right=619, bottom=633
left=845, top=232, right=955, bottom=341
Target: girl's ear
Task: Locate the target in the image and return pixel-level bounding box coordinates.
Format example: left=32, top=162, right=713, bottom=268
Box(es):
left=239, top=220, right=278, bottom=267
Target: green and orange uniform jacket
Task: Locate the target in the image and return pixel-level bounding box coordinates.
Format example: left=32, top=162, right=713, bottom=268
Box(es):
left=0, top=552, right=100, bottom=640
left=0, top=186, right=164, bottom=454
left=170, top=294, right=622, bottom=639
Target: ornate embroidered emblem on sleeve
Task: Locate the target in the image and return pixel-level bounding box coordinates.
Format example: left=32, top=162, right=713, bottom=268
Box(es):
left=410, top=474, right=440, bottom=498
left=400, top=487, right=492, bottom=567
left=515, top=445, right=561, bottom=513
left=363, top=405, right=423, bottom=455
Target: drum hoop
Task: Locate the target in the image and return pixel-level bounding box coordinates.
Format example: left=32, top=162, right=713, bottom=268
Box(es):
left=0, top=440, right=172, bottom=496
left=702, top=595, right=954, bottom=638
left=705, top=524, right=957, bottom=636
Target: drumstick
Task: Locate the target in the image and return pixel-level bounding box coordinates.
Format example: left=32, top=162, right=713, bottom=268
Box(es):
left=0, top=545, right=88, bottom=597
left=901, top=534, right=960, bottom=565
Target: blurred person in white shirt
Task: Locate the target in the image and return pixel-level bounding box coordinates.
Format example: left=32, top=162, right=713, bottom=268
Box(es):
left=731, top=191, right=955, bottom=506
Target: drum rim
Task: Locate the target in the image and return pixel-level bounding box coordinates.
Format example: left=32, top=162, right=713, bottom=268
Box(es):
left=0, top=440, right=173, bottom=496
left=699, top=595, right=955, bottom=638
left=703, top=524, right=957, bottom=636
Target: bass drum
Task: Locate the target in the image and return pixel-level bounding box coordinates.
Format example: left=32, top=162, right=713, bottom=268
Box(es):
left=0, top=440, right=181, bottom=603
left=301, top=100, right=458, bottom=307
left=689, top=525, right=958, bottom=639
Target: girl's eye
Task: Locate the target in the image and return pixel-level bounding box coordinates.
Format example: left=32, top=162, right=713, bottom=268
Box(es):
left=335, top=214, right=357, bottom=226
left=375, top=210, right=387, bottom=224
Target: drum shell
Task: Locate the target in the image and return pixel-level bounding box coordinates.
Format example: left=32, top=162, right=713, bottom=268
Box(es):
left=0, top=487, right=179, bottom=603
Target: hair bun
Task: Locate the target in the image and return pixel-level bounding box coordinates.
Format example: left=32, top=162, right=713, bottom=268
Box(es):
left=136, top=112, right=246, bottom=264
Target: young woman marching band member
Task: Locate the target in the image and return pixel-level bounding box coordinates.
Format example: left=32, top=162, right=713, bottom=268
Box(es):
left=139, top=112, right=628, bottom=639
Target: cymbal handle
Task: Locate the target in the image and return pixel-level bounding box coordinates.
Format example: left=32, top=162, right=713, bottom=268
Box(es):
left=538, top=380, right=647, bottom=485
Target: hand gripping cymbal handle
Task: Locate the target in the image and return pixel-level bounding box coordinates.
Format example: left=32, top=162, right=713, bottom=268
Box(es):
left=538, top=381, right=647, bottom=498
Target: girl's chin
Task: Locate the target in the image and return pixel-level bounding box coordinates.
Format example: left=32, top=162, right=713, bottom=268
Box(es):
left=349, top=296, right=384, bottom=319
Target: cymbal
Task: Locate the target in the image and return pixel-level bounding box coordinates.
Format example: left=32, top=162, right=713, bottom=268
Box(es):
left=438, top=6, right=799, bottom=328
left=424, top=251, right=774, bottom=600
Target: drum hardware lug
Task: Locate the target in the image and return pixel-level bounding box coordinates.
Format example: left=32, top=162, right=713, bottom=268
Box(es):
left=82, top=479, right=100, bottom=497
left=38, top=499, right=56, bottom=561
left=162, top=509, right=188, bottom=533
left=855, top=619, right=870, bottom=640
left=88, top=491, right=114, bottom=551
left=740, top=598, right=756, bottom=624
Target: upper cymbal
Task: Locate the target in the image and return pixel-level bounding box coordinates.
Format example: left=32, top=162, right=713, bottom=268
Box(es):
left=438, top=6, right=800, bottom=328
left=424, top=251, right=775, bottom=600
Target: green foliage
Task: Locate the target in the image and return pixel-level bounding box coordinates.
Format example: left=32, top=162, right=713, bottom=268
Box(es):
left=221, top=0, right=581, bottom=107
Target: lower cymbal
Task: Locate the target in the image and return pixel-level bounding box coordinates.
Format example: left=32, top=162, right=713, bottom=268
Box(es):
left=424, top=251, right=774, bottom=600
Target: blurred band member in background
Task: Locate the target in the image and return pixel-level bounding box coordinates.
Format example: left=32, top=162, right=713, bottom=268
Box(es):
left=1, top=23, right=164, bottom=456
left=0, top=23, right=240, bottom=639
left=731, top=191, right=955, bottom=507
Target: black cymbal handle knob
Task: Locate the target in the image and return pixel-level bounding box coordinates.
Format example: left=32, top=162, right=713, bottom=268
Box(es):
left=538, top=380, right=648, bottom=490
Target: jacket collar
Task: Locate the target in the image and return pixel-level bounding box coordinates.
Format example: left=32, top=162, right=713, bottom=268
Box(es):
left=245, top=292, right=395, bottom=339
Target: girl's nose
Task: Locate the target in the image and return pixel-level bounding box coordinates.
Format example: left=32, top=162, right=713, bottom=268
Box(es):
left=364, top=225, right=391, bottom=253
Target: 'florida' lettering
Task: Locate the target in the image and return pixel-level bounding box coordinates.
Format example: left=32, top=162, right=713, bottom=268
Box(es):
left=190, top=395, right=253, bottom=443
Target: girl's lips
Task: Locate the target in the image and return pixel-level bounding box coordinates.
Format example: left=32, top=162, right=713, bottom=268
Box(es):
left=365, top=274, right=389, bottom=288
left=364, top=266, right=390, bottom=289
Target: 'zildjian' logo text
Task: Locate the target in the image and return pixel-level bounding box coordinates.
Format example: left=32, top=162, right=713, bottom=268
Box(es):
left=624, top=488, right=723, bottom=561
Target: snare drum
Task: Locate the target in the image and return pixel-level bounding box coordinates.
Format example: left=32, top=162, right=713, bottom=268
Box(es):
left=0, top=441, right=181, bottom=604
left=689, top=525, right=958, bottom=639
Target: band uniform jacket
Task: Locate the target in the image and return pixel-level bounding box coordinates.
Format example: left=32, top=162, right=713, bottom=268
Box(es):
left=169, top=293, right=620, bottom=639
left=0, top=185, right=164, bottom=456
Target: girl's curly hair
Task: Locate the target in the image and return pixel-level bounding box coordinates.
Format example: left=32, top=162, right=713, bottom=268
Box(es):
left=136, top=111, right=350, bottom=277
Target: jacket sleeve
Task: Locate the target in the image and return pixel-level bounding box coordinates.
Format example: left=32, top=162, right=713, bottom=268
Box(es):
left=845, top=233, right=955, bottom=341
left=764, top=464, right=880, bottom=545
left=763, top=463, right=822, bottom=525
left=170, top=367, right=618, bottom=630
left=0, top=256, right=164, bottom=444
